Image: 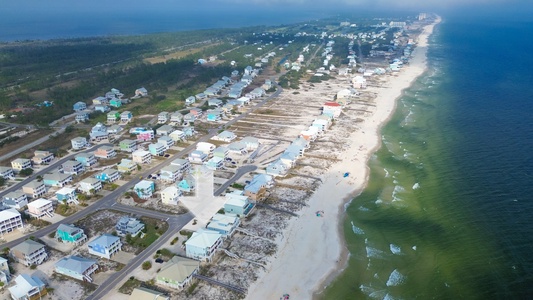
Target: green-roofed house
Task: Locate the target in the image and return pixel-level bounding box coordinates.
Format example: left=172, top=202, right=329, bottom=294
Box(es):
left=55, top=224, right=87, bottom=245
left=156, top=256, right=199, bottom=289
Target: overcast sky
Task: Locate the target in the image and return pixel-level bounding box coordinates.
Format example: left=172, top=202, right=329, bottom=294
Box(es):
left=3, top=0, right=533, bottom=12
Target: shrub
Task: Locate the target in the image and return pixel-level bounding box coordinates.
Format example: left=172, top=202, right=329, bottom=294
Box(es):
left=142, top=261, right=152, bottom=270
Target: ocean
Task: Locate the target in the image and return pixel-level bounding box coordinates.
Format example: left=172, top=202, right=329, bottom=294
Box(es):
left=0, top=10, right=324, bottom=42
left=323, top=14, right=533, bottom=299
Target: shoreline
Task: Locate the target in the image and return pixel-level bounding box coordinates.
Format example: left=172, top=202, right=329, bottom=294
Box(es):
left=246, top=16, right=441, bottom=300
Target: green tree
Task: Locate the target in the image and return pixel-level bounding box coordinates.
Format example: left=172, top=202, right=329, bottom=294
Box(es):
left=19, top=168, right=33, bottom=176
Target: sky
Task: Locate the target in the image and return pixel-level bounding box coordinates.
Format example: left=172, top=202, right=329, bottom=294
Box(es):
left=3, top=0, right=533, bottom=13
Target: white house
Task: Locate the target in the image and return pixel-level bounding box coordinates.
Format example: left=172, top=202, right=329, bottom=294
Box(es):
left=185, top=229, right=223, bottom=262
left=71, top=137, right=88, bottom=150
left=87, top=234, right=122, bottom=259
left=79, top=177, right=102, bottom=194
left=132, top=150, right=152, bottom=164
left=27, top=199, right=54, bottom=219
left=0, top=209, right=23, bottom=235
left=161, top=186, right=181, bottom=205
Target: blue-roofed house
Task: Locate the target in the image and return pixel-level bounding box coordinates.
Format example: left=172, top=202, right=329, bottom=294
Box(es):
left=55, top=256, right=99, bottom=282
left=266, top=159, right=288, bottom=177
left=8, top=274, right=47, bottom=300
left=73, top=101, right=87, bottom=112
left=244, top=173, right=274, bottom=201
left=88, top=234, right=122, bottom=259
left=206, top=214, right=240, bottom=237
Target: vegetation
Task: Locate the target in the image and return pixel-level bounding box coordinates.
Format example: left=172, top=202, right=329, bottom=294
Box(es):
left=125, top=218, right=169, bottom=253
left=118, top=276, right=142, bottom=294
left=142, top=261, right=152, bottom=270
left=18, top=168, right=33, bottom=176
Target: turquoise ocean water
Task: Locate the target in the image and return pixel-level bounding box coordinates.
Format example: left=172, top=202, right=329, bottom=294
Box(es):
left=324, top=14, right=533, bottom=299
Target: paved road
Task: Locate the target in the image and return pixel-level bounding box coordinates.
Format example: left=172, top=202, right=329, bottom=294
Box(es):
left=0, top=143, right=111, bottom=198
left=214, top=165, right=257, bottom=196
left=86, top=211, right=193, bottom=300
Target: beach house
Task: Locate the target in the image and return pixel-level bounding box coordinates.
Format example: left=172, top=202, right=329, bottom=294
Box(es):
left=185, top=96, right=196, bottom=105
left=88, top=234, right=122, bottom=259
left=55, top=256, right=98, bottom=282
left=92, top=96, right=107, bottom=105
left=108, top=124, right=123, bottom=135
left=109, top=98, right=122, bottom=108
left=177, top=175, right=195, bottom=193
left=135, top=87, right=148, bottom=97
left=56, top=224, right=87, bottom=245
left=213, top=146, right=229, bottom=159
left=148, top=142, right=166, bottom=156
left=169, top=130, right=185, bottom=142
left=32, top=150, right=54, bottom=165
left=27, top=199, right=54, bottom=218
left=94, top=145, right=116, bottom=159
left=171, top=158, right=191, bottom=173
left=107, top=111, right=120, bottom=123
left=117, top=159, right=137, bottom=173
left=160, top=165, right=181, bottom=183
left=158, top=111, right=170, bottom=124
left=3, top=191, right=28, bottom=210
left=170, top=111, right=184, bottom=123
left=136, top=129, right=154, bottom=142
left=10, top=240, right=48, bottom=266
left=22, top=180, right=46, bottom=199
left=8, top=274, right=47, bottom=300
left=241, top=136, right=260, bottom=151
left=62, top=160, right=85, bottom=175
left=185, top=230, right=223, bottom=262
left=120, top=111, right=133, bottom=123
left=183, top=113, right=195, bottom=123
left=134, top=180, right=155, bottom=199
left=71, top=137, right=88, bottom=150
left=224, top=194, right=255, bottom=217
left=266, top=159, right=289, bottom=177
left=79, top=177, right=102, bottom=194
left=94, top=104, right=110, bottom=113
left=75, top=152, right=97, bottom=167
left=204, top=157, right=224, bottom=170
left=156, top=256, right=199, bottom=289
left=55, top=187, right=78, bottom=204
left=161, top=186, right=181, bottom=205
left=244, top=173, right=274, bottom=201
left=188, top=150, right=208, bottom=164
left=0, top=166, right=14, bottom=180
left=75, top=111, right=90, bottom=123
left=132, top=149, right=152, bottom=164
left=196, top=142, right=215, bottom=155
left=0, top=209, right=23, bottom=235
left=206, top=213, right=240, bottom=237
left=228, top=141, right=248, bottom=155
left=115, top=217, right=145, bottom=237
left=206, top=110, right=223, bottom=122
left=212, top=130, right=236, bottom=142
left=73, top=101, right=87, bottom=112
left=0, top=257, right=9, bottom=284
left=158, top=136, right=174, bottom=149
left=11, top=158, right=32, bottom=172
left=43, top=172, right=72, bottom=187
left=322, top=101, right=342, bottom=118
left=119, top=139, right=137, bottom=152
left=156, top=124, right=174, bottom=136
left=94, top=168, right=120, bottom=183
left=90, top=122, right=109, bottom=142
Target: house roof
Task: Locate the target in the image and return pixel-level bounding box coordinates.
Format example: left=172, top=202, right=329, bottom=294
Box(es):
left=89, top=234, right=120, bottom=248
left=225, top=194, right=249, bottom=207
left=129, top=287, right=169, bottom=300
left=324, top=101, right=341, bottom=107
left=8, top=274, right=45, bottom=299
left=241, top=136, right=259, bottom=144
left=158, top=256, right=199, bottom=284
left=75, top=152, right=94, bottom=159
left=55, top=256, right=97, bottom=274
left=5, top=190, right=26, bottom=199
left=56, top=187, right=76, bottom=195
left=186, top=230, right=222, bottom=249
left=171, top=158, right=189, bottom=166
left=57, top=224, right=82, bottom=235
left=63, top=160, right=81, bottom=167
left=12, top=239, right=45, bottom=255
left=217, top=130, right=236, bottom=140
left=158, top=124, right=174, bottom=132
left=0, top=208, right=20, bottom=220
left=135, top=180, right=154, bottom=190
left=228, top=141, right=247, bottom=151
left=161, top=165, right=181, bottom=173
left=81, top=177, right=100, bottom=185
left=44, top=172, right=71, bottom=182
left=27, top=198, right=51, bottom=209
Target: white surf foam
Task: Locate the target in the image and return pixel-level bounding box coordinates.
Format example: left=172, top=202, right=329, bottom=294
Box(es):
left=390, top=244, right=402, bottom=255
left=351, top=221, right=365, bottom=235
left=386, top=269, right=407, bottom=286
left=412, top=182, right=420, bottom=190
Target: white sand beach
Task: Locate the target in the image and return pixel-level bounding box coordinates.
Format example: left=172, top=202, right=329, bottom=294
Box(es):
left=246, top=17, right=441, bottom=300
